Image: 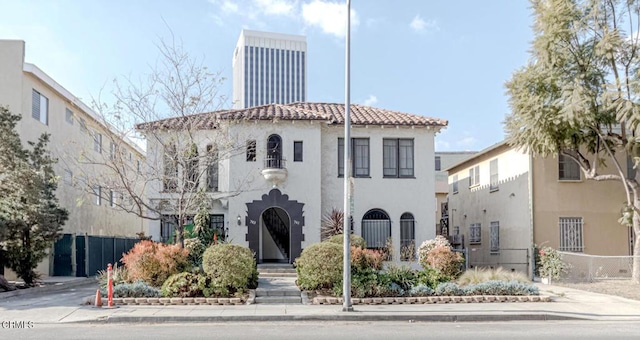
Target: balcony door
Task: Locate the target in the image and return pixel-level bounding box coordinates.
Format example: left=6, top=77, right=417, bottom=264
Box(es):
left=267, top=134, right=282, bottom=168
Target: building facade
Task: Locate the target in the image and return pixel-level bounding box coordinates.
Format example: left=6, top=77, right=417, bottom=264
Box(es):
left=446, top=141, right=634, bottom=276
left=138, top=103, right=447, bottom=264
left=0, top=40, right=147, bottom=278
left=232, top=30, right=307, bottom=109
left=434, top=151, right=477, bottom=238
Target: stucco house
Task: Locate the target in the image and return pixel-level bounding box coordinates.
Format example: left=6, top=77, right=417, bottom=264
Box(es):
left=446, top=141, right=634, bottom=275
left=137, top=102, right=447, bottom=263
left=0, top=40, right=147, bottom=278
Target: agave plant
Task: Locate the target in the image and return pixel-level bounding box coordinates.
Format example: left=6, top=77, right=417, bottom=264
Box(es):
left=321, top=208, right=344, bottom=241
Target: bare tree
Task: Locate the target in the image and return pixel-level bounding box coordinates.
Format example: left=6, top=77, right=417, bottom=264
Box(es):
left=65, top=36, right=251, bottom=247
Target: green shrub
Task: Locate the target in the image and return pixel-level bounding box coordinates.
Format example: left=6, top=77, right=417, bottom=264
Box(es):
left=435, top=282, right=464, bottom=296
left=385, top=264, right=417, bottom=292
left=416, top=267, right=451, bottom=289
left=121, top=240, right=190, bottom=287
left=463, top=280, right=539, bottom=296
left=409, top=284, right=434, bottom=297
left=351, top=246, right=383, bottom=271
left=100, top=280, right=160, bottom=298
left=326, top=234, right=367, bottom=249
left=457, top=267, right=530, bottom=286
left=184, top=237, right=207, bottom=268
left=96, top=263, right=130, bottom=288
left=202, top=244, right=257, bottom=296
left=333, top=266, right=379, bottom=298
left=295, top=242, right=343, bottom=291
left=161, top=272, right=209, bottom=297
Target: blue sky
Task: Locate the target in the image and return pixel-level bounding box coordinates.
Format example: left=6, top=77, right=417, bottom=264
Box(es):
left=0, top=0, right=533, bottom=152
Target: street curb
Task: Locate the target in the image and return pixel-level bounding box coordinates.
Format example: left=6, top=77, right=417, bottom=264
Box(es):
left=0, top=278, right=96, bottom=300
left=71, top=312, right=587, bottom=324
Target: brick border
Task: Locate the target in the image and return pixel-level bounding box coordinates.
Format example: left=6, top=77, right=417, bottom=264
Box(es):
left=312, top=295, right=551, bottom=305
left=110, top=296, right=248, bottom=306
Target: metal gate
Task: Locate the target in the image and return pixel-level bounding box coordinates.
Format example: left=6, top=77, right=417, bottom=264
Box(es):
left=53, top=234, right=73, bottom=276
left=74, top=236, right=85, bottom=277
left=52, top=234, right=139, bottom=277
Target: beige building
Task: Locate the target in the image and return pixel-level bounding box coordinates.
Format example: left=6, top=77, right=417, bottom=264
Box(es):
left=446, top=141, right=633, bottom=276
left=434, top=151, right=477, bottom=237
left=0, top=40, right=146, bottom=278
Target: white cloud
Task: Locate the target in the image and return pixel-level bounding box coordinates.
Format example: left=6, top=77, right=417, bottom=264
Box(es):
left=410, top=14, right=439, bottom=34
left=221, top=0, right=240, bottom=13
left=301, top=0, right=359, bottom=38
left=254, top=0, right=296, bottom=16
left=363, top=95, right=378, bottom=106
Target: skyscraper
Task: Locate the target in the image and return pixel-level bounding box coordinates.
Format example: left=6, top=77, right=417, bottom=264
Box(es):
left=232, top=29, right=307, bottom=109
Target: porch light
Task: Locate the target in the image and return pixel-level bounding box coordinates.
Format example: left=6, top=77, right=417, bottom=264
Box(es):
left=237, top=215, right=242, bottom=226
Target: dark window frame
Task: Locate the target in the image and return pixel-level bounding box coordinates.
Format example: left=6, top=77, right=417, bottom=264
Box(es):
left=293, top=141, right=303, bottom=162
left=338, top=137, right=370, bottom=178
left=246, top=140, right=257, bottom=162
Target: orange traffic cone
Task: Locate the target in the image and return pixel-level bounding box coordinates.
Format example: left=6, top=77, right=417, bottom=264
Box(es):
left=95, top=289, right=103, bottom=308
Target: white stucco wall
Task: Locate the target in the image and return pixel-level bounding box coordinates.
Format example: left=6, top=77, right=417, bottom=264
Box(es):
left=321, top=124, right=438, bottom=261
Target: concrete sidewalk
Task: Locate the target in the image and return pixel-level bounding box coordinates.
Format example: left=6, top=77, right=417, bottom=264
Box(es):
left=3, top=278, right=640, bottom=324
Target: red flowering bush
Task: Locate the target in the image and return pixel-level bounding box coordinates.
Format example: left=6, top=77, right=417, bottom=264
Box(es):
left=350, top=246, right=383, bottom=271
left=424, top=245, right=464, bottom=278
left=121, top=240, right=190, bottom=287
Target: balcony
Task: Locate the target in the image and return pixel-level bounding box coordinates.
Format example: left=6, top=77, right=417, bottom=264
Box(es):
left=261, top=156, right=287, bottom=187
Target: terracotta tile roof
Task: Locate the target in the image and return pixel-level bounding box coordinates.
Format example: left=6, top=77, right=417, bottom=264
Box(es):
left=136, top=102, right=447, bottom=130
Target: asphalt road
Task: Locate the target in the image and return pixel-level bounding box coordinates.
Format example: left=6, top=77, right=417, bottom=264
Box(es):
left=1, top=321, right=640, bottom=339
left=0, top=282, right=98, bottom=309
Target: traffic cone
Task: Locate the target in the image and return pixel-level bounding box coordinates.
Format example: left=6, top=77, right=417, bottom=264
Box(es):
left=95, top=289, right=102, bottom=308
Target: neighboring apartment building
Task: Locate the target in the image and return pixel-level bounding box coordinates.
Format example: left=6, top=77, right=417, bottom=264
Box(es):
left=138, top=102, right=447, bottom=263
left=446, top=141, right=633, bottom=275
left=0, top=40, right=146, bottom=278
left=434, top=151, right=477, bottom=237
left=232, top=29, right=307, bottom=109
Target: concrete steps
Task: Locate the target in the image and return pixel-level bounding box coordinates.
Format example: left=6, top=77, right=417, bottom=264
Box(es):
left=256, top=264, right=301, bottom=304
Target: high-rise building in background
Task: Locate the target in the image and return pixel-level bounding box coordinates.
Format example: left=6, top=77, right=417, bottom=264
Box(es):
left=232, top=29, right=307, bottom=109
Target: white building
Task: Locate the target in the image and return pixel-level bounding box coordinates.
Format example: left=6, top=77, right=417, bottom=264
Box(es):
left=138, top=103, right=447, bottom=263
left=232, top=30, right=307, bottom=109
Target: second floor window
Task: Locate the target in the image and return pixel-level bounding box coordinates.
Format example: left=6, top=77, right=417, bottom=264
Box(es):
left=246, top=140, right=256, bottom=162
left=32, top=89, right=48, bottom=125
left=559, top=154, right=581, bottom=181
left=94, top=132, right=102, bottom=153
left=338, top=138, right=370, bottom=177
left=206, top=145, right=218, bottom=192
left=266, top=134, right=283, bottom=168
left=185, top=144, right=199, bottom=190
left=383, top=139, right=414, bottom=178
left=469, top=165, right=480, bottom=187
left=490, top=159, right=499, bottom=191
left=452, top=174, right=459, bottom=194
left=435, top=155, right=441, bottom=171
left=293, top=141, right=303, bottom=162
left=163, top=144, right=178, bottom=191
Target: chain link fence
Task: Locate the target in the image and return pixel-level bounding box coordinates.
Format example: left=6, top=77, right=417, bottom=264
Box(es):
left=558, top=251, right=640, bottom=282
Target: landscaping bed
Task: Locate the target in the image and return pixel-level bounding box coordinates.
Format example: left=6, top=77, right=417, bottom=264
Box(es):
left=310, top=294, right=551, bottom=305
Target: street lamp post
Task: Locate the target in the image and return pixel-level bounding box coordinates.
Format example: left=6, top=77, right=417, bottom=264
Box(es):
left=342, top=0, right=353, bottom=312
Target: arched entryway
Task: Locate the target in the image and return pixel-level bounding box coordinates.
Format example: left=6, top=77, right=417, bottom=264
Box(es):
left=261, top=207, right=290, bottom=263
left=245, top=189, right=304, bottom=264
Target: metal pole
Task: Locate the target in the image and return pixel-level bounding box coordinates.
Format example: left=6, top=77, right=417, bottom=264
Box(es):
left=342, top=0, right=353, bottom=312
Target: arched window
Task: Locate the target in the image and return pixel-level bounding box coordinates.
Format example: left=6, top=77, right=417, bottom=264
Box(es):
left=400, top=213, right=416, bottom=261
left=266, top=134, right=283, bottom=168
left=361, top=209, right=391, bottom=249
